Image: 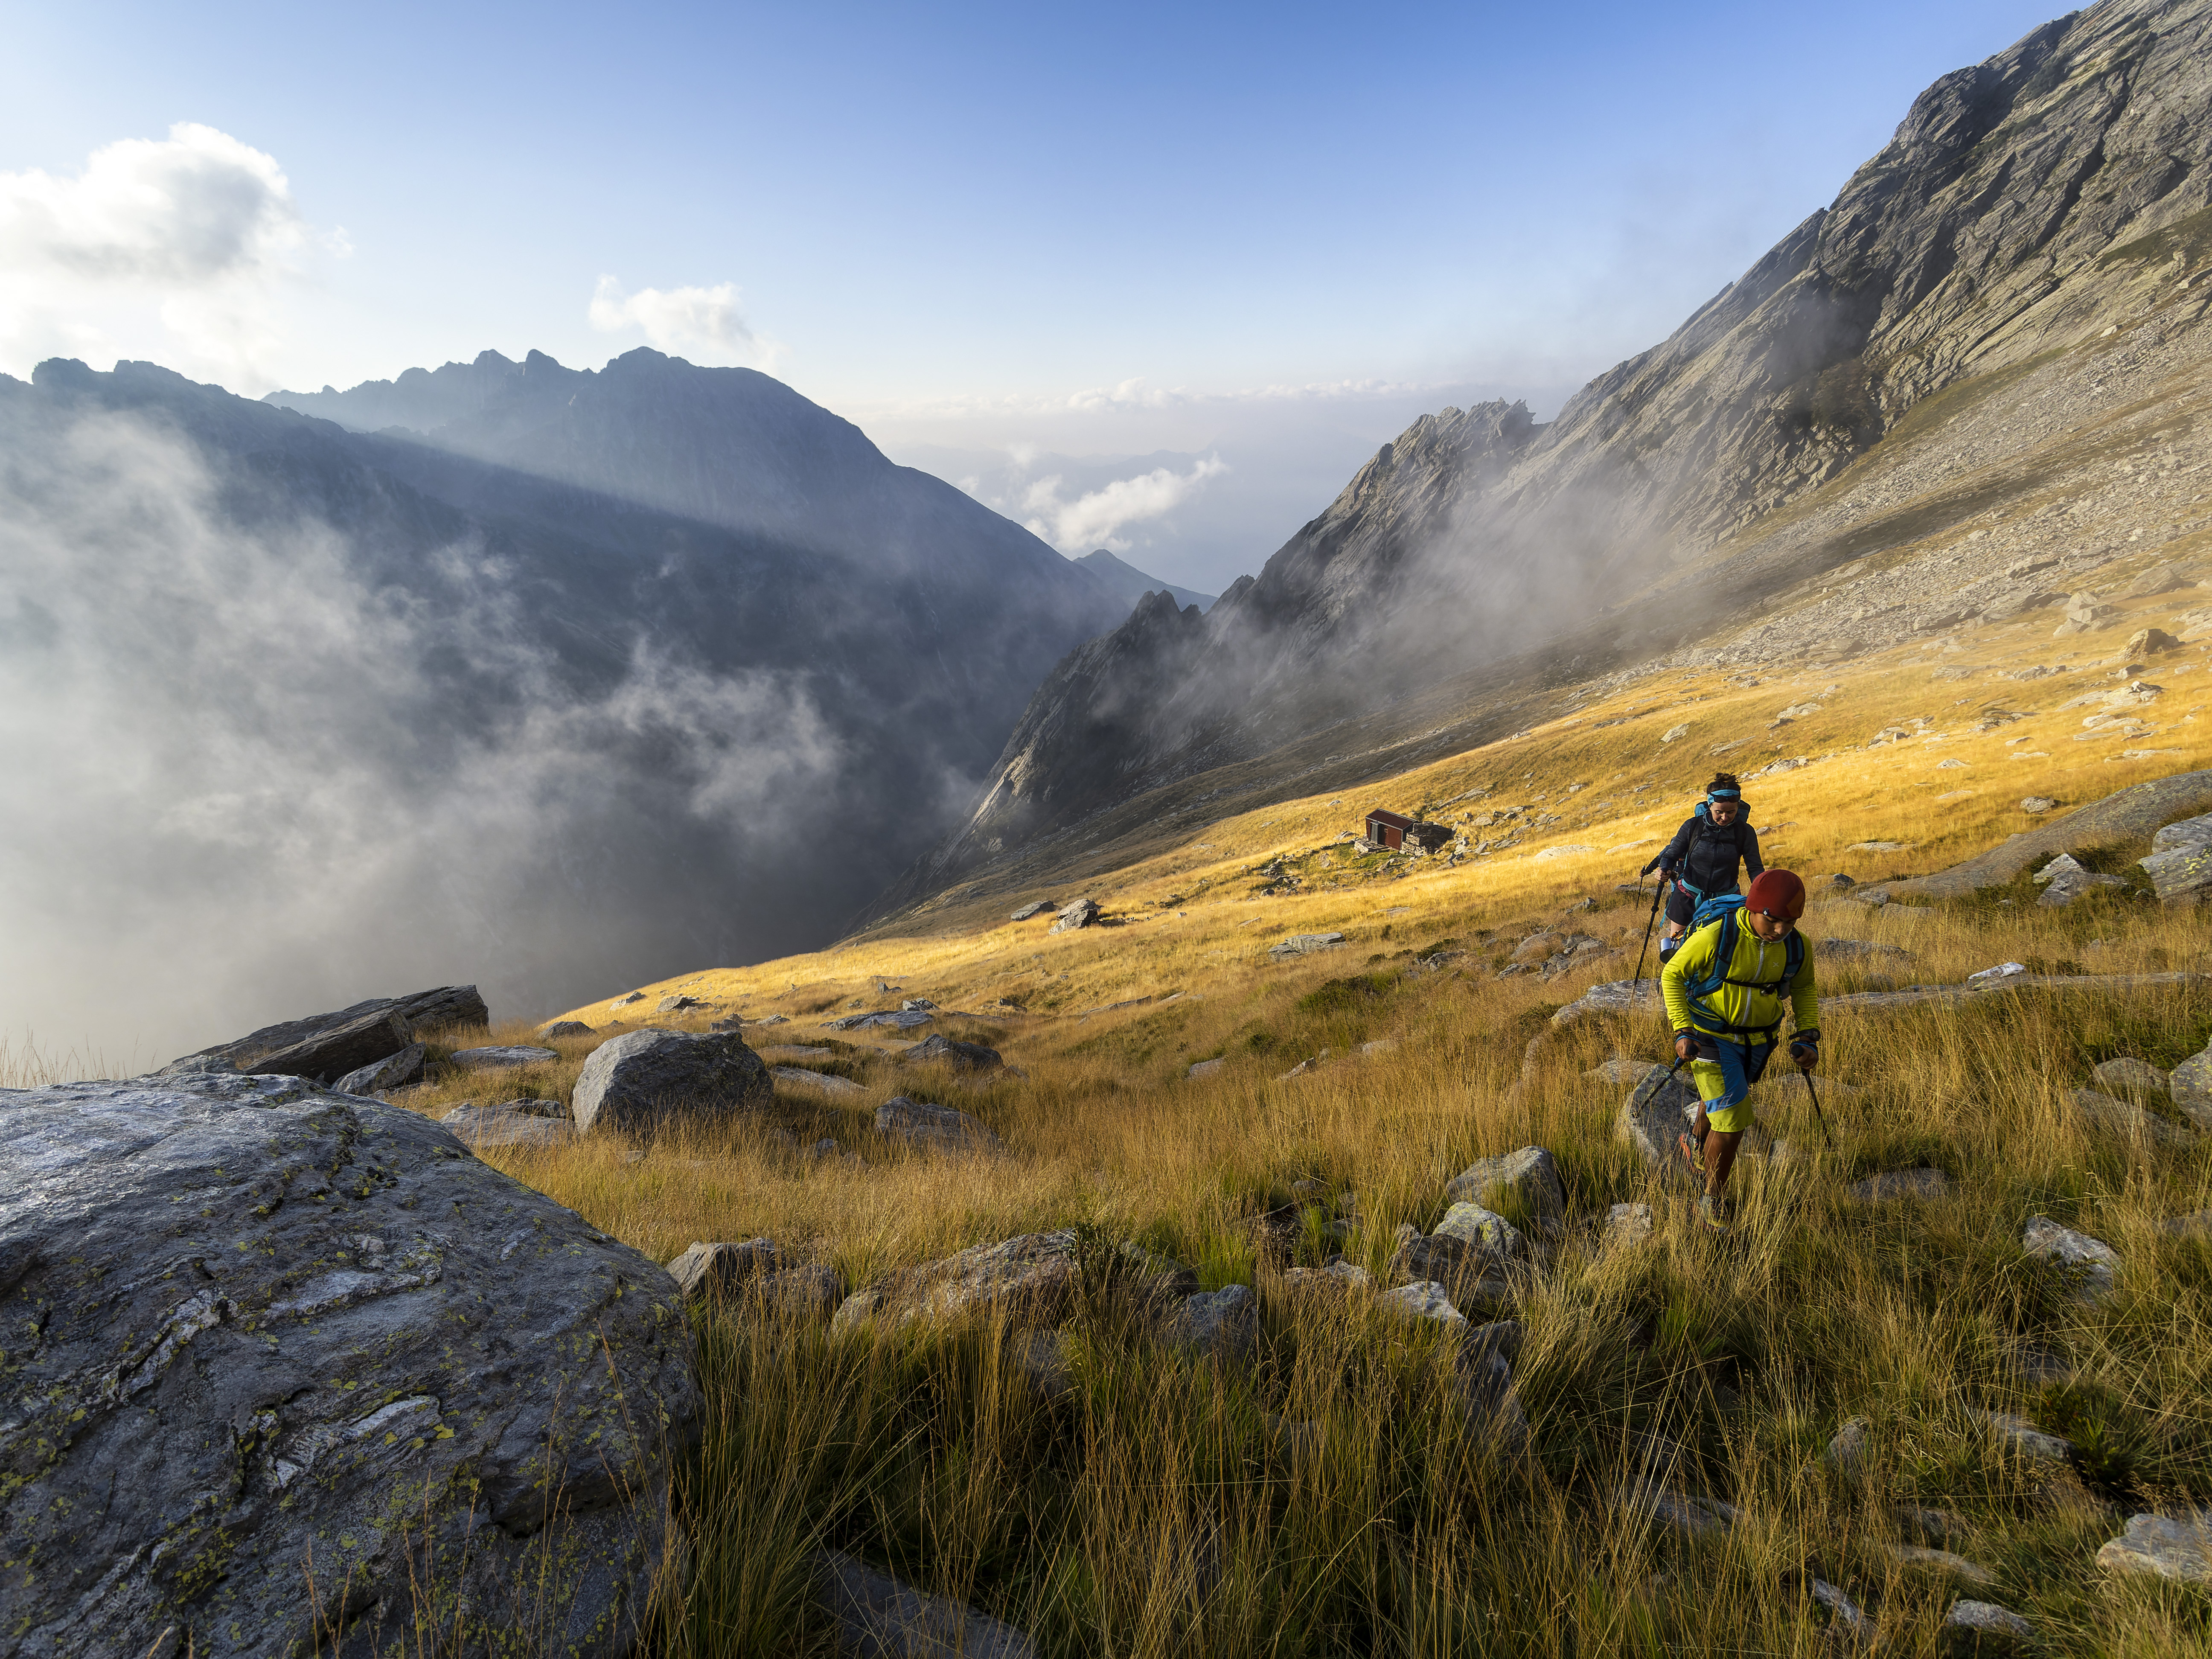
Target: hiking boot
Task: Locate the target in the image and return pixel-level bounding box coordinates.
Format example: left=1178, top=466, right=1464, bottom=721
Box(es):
left=1697, top=1193, right=1730, bottom=1233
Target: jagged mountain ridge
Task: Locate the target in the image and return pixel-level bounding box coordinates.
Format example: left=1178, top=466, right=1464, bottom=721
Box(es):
left=885, top=0, right=2212, bottom=911
left=1071, top=549, right=1217, bottom=614
left=0, top=353, right=1125, bottom=1041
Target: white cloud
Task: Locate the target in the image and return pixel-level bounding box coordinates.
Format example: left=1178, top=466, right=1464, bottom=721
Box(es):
left=589, top=275, right=770, bottom=366
left=1020, top=454, right=1227, bottom=553
left=0, top=123, right=321, bottom=387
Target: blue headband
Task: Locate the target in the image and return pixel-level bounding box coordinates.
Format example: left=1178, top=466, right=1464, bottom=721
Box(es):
left=1708, top=788, right=1740, bottom=800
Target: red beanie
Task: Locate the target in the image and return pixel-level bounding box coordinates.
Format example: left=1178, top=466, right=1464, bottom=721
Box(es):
left=1746, top=869, right=1806, bottom=920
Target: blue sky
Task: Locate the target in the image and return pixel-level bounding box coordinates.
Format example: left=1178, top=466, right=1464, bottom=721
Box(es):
left=1, top=0, right=2068, bottom=588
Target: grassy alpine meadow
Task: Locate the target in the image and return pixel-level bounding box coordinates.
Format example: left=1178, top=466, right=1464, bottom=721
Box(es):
left=350, top=611, right=2212, bottom=1656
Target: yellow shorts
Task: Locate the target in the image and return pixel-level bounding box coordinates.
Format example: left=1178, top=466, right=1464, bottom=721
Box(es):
left=1689, top=1036, right=1768, bottom=1135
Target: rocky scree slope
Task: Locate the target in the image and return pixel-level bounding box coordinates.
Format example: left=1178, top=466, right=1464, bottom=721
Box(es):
left=891, top=0, right=2212, bottom=908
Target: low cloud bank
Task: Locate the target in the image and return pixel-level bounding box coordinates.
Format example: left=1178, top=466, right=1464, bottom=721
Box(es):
left=0, top=407, right=844, bottom=1062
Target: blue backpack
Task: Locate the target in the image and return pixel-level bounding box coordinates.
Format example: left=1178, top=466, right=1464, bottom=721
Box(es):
left=1679, top=894, right=1805, bottom=1039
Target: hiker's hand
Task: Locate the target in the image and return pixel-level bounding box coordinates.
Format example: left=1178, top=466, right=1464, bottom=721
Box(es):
left=1675, top=1032, right=1697, bottom=1062
left=1790, top=1040, right=1819, bottom=1072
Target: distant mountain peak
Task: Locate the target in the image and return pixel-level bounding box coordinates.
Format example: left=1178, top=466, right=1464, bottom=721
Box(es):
left=1071, top=548, right=1218, bottom=614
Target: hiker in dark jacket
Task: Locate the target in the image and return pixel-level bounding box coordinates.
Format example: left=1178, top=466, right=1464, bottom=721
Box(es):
left=1640, top=773, right=1764, bottom=960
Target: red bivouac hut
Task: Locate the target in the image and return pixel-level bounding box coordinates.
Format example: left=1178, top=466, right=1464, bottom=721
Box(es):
left=1365, top=809, right=1416, bottom=850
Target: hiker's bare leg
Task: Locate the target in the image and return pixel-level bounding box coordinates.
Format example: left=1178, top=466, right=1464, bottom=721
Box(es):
left=1703, top=1125, right=1743, bottom=1198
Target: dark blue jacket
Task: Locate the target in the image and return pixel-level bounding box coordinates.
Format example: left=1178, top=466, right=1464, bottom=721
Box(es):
left=1642, top=803, right=1763, bottom=898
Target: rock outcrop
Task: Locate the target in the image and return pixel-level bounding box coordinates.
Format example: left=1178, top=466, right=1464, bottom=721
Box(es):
left=170, top=985, right=490, bottom=1076
left=0, top=1070, right=697, bottom=1658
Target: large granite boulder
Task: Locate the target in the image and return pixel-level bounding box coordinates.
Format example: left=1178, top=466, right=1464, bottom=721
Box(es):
left=570, top=1027, right=772, bottom=1136
left=0, top=1071, right=697, bottom=1658
left=168, top=985, right=490, bottom=1075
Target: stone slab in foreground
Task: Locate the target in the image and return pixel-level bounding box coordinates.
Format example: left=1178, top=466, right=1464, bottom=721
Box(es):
left=0, top=1071, right=699, bottom=1659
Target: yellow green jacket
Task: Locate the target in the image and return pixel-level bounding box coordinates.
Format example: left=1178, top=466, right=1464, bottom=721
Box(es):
left=1661, top=916, right=1819, bottom=1042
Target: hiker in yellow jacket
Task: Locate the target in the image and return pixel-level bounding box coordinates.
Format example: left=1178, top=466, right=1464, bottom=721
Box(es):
left=1660, top=868, right=1820, bottom=1230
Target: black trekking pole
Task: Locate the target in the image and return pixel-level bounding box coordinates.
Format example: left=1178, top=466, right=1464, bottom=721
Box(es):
left=1800, top=1066, right=1836, bottom=1152
left=1630, top=876, right=1665, bottom=988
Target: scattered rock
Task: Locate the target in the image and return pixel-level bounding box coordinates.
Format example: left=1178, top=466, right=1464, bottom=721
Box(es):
left=2023, top=1214, right=2123, bottom=1300
left=1826, top=871, right=1858, bottom=889
left=2161, top=1208, right=2212, bottom=1237
left=825, top=1008, right=934, bottom=1032
left=0, top=1070, right=698, bottom=1658
left=1434, top=1202, right=1525, bottom=1259
left=1047, top=896, right=1100, bottom=934
left=1805, top=1578, right=1871, bottom=1640
left=1616, top=1483, right=1734, bottom=1537
left=2033, top=852, right=2128, bottom=906
left=334, top=1042, right=426, bottom=1096
left=1009, top=899, right=1058, bottom=921
left=875, top=1096, right=1007, bottom=1155
left=756, top=1263, right=847, bottom=1320
left=1970, top=1408, right=2072, bottom=1464
left=1618, top=1066, right=1700, bottom=1170
left=1012, top=1329, right=1077, bottom=1400
left=847, top=1232, right=1079, bottom=1330
left=1269, top=931, right=1346, bottom=959
left=2092, top=1057, right=2171, bottom=1099
left=538, top=1019, right=594, bottom=1039
left=1549, top=978, right=1663, bottom=1027
left=814, top=1548, right=1039, bottom=1659
left=656, top=994, right=708, bottom=1013
left=1444, top=1145, right=1565, bottom=1223
left=1586, top=1057, right=1663, bottom=1088
left=610, top=991, right=646, bottom=1008
left=1900, top=1505, right=1973, bottom=1545
left=1188, top=1057, right=1226, bottom=1079
left=1946, top=1601, right=2035, bottom=1642
left=1381, top=1279, right=1467, bottom=1326
left=1967, top=962, right=2029, bottom=984
left=2020, top=796, right=2059, bottom=813
left=774, top=1065, right=864, bottom=1096
left=2140, top=811, right=2212, bottom=902
left=1661, top=723, right=1690, bottom=743
left=1886, top=1545, right=1995, bottom=1586
left=570, top=1028, right=773, bottom=1136
left=2125, top=626, right=2182, bottom=655
left=1165, top=1283, right=1259, bottom=1362
left=2069, top=1086, right=2196, bottom=1147
left=665, top=1237, right=782, bottom=1299
left=1847, top=1168, right=1949, bottom=1203
left=902, top=1033, right=1004, bottom=1070
left=1604, top=1203, right=1654, bottom=1246
left=2096, top=1512, right=2212, bottom=1585
left=451, top=1044, right=561, bottom=1070
left=2171, top=1041, right=2212, bottom=1128
left=1826, top=1417, right=1870, bottom=1473
left=441, top=1099, right=576, bottom=1150
left=1817, top=937, right=1910, bottom=961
